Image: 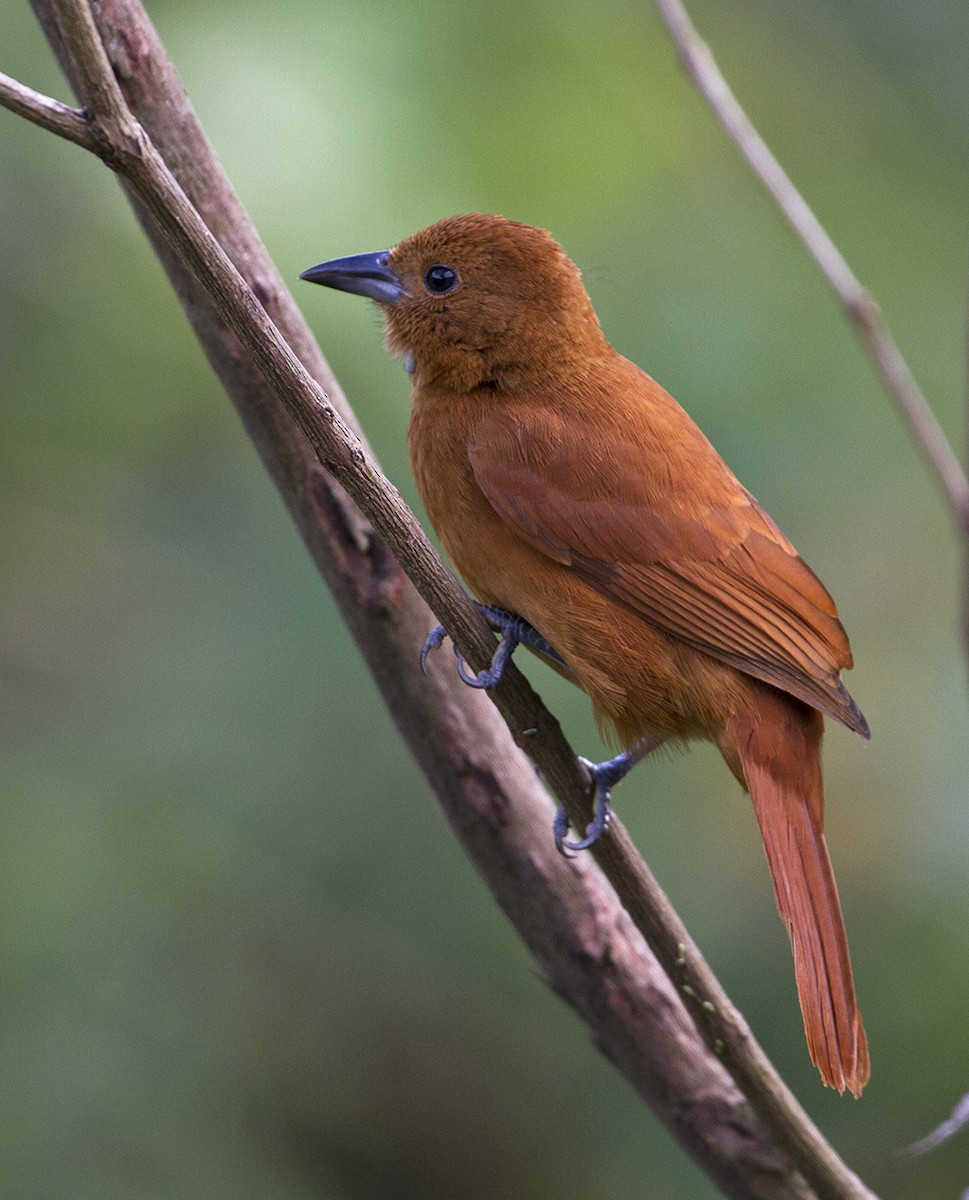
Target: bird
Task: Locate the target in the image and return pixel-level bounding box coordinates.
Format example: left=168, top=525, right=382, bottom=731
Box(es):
left=300, top=212, right=870, bottom=1095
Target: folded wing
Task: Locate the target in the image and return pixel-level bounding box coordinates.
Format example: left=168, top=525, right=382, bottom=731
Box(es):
left=469, top=397, right=868, bottom=737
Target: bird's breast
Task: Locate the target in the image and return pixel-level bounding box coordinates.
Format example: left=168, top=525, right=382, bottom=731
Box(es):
left=407, top=391, right=530, bottom=605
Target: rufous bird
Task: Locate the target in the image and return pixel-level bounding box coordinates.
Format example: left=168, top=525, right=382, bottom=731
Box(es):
left=301, top=213, right=870, bottom=1095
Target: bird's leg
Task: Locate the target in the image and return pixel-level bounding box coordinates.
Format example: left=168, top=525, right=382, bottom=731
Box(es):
left=554, top=738, right=661, bottom=856
left=421, top=604, right=566, bottom=688
left=422, top=606, right=654, bottom=857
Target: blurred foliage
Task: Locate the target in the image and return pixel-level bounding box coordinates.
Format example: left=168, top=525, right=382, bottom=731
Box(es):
left=2, top=1, right=968, bottom=1196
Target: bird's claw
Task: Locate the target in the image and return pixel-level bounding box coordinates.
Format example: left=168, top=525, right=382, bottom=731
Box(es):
left=421, top=620, right=515, bottom=688
left=454, top=626, right=520, bottom=688
left=455, top=654, right=504, bottom=689
left=420, top=605, right=560, bottom=689
left=554, top=765, right=613, bottom=856
left=420, top=624, right=448, bottom=674
left=553, top=750, right=639, bottom=856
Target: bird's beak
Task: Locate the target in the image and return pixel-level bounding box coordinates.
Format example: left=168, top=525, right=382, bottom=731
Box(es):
left=299, top=250, right=403, bottom=305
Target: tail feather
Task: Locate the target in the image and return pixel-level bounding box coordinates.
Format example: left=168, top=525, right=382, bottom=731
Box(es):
left=727, top=697, right=870, bottom=1096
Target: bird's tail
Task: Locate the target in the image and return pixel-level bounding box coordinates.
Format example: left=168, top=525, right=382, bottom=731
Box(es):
left=725, top=695, right=870, bottom=1096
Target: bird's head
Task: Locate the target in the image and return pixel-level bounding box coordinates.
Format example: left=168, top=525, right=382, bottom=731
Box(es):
left=301, top=213, right=606, bottom=391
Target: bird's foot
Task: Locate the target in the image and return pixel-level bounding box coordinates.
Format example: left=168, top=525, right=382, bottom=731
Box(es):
left=419, top=624, right=448, bottom=674
left=553, top=749, right=640, bottom=856
left=420, top=605, right=564, bottom=689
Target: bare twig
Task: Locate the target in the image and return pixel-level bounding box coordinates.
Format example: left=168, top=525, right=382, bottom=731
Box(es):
left=0, top=69, right=94, bottom=148
left=904, top=1093, right=969, bottom=1156
left=4, top=2, right=882, bottom=1197
left=653, top=0, right=969, bottom=532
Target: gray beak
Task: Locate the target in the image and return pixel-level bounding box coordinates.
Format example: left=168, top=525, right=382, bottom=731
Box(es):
left=299, top=250, right=403, bottom=305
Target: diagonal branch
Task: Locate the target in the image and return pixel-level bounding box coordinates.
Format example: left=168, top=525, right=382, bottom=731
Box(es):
left=653, top=0, right=969, bottom=533
left=6, top=2, right=880, bottom=1197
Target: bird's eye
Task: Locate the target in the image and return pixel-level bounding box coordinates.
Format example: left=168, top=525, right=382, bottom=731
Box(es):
left=424, top=264, right=458, bottom=295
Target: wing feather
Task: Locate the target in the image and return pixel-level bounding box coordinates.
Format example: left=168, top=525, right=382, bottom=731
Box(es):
left=469, top=401, right=867, bottom=736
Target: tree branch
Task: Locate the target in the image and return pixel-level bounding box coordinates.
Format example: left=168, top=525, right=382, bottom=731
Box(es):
left=653, top=0, right=969, bottom=534
left=5, top=2, right=880, bottom=1196
left=0, top=69, right=94, bottom=148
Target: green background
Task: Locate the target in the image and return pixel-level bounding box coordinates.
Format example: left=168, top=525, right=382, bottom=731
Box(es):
left=2, top=1, right=968, bottom=1196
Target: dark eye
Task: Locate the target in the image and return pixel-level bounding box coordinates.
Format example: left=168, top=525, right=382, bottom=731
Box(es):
left=424, top=264, right=458, bottom=294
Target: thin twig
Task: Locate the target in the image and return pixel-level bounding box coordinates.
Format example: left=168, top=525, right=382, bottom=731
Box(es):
left=0, top=70, right=94, bottom=149
left=903, top=1092, right=969, bottom=1156
left=47, top=0, right=132, bottom=130
left=653, top=0, right=969, bottom=531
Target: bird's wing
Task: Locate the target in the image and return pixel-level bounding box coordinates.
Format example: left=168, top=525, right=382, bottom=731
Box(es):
left=469, top=403, right=868, bottom=736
